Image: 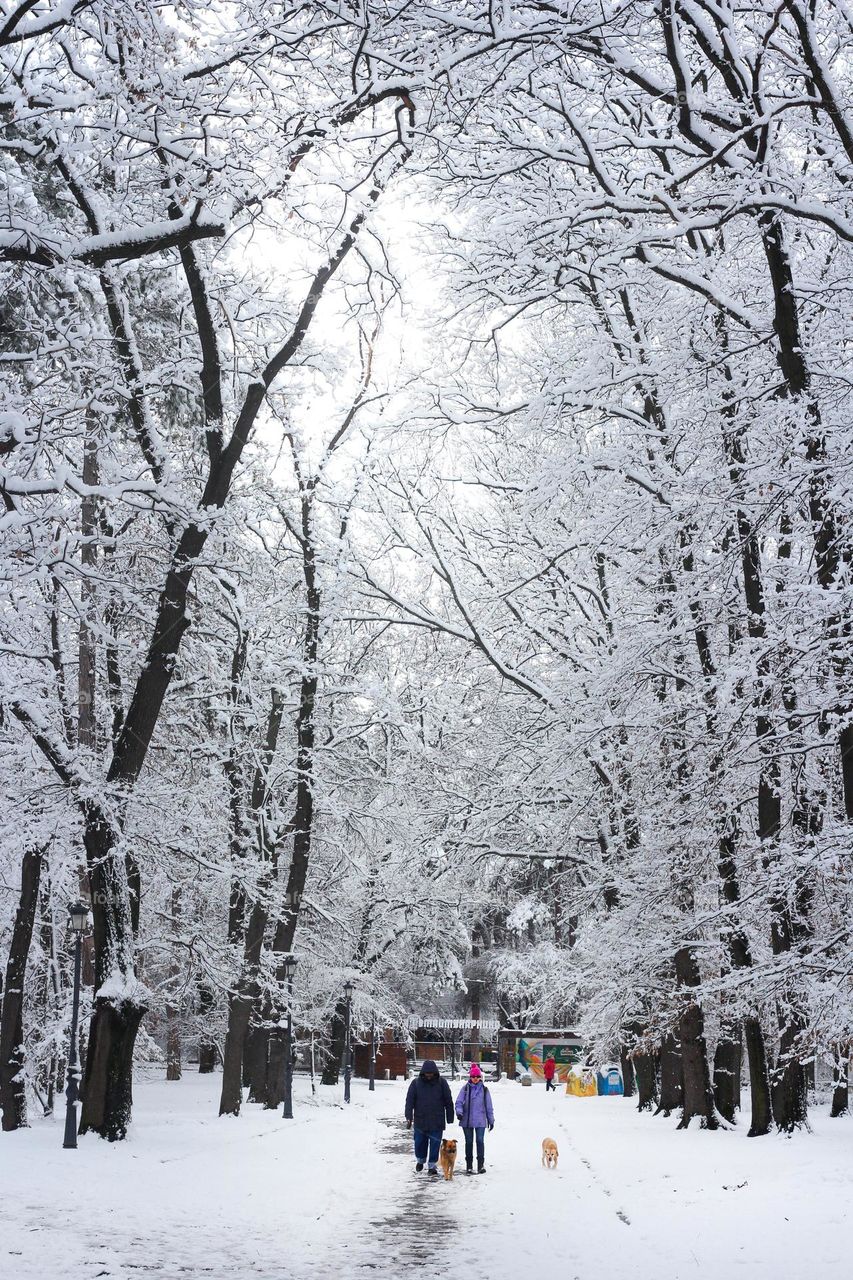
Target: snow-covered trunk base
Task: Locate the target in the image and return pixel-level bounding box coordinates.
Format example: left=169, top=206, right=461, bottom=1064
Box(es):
left=713, top=1025, right=742, bottom=1124
left=79, top=997, right=145, bottom=1141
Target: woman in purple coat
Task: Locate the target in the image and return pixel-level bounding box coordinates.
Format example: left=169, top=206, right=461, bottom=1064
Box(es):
left=455, top=1063, right=495, bottom=1174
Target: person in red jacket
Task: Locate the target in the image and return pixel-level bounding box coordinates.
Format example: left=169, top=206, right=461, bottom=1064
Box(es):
left=543, top=1055, right=557, bottom=1092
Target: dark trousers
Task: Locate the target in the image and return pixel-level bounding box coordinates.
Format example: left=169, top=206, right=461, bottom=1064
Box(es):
left=413, top=1128, right=442, bottom=1167
left=462, top=1125, right=485, bottom=1166
left=545, top=1076, right=556, bottom=1091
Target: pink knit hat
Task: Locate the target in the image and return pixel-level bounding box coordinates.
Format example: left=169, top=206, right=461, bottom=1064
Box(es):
left=469, top=1063, right=482, bottom=1079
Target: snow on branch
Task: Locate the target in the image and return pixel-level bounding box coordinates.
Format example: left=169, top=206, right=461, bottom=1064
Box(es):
left=0, top=0, right=93, bottom=46
left=0, top=209, right=225, bottom=268
left=7, top=695, right=87, bottom=795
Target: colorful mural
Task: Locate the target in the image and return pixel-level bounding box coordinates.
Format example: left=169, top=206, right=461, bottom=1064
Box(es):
left=517, top=1038, right=584, bottom=1080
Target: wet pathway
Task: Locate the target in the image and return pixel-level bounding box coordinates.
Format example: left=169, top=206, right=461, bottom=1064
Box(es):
left=355, top=1116, right=459, bottom=1271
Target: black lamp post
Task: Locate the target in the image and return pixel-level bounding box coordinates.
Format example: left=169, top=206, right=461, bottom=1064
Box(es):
left=282, top=954, right=298, bottom=1120
left=368, top=1012, right=376, bottom=1093
left=63, top=901, right=89, bottom=1149
left=343, top=980, right=354, bottom=1104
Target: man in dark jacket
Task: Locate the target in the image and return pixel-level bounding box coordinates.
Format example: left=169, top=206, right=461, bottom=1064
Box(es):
left=404, top=1059, right=454, bottom=1176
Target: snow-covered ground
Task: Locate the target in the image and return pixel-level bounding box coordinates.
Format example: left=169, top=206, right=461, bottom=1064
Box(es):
left=2, top=1071, right=851, bottom=1279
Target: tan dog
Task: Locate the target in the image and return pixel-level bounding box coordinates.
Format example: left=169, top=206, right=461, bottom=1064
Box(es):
left=439, top=1138, right=458, bottom=1180
left=542, top=1137, right=559, bottom=1169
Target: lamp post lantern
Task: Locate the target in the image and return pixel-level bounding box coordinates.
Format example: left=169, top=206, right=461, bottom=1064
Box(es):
left=63, top=901, right=89, bottom=1149
left=282, top=955, right=298, bottom=1120
left=343, top=981, right=354, bottom=1104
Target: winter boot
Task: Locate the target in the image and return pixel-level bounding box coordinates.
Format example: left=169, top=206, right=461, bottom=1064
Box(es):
left=415, top=1162, right=424, bottom=1172
left=427, top=1166, right=438, bottom=1177
left=466, top=1160, right=473, bottom=1175
left=477, top=1161, right=486, bottom=1174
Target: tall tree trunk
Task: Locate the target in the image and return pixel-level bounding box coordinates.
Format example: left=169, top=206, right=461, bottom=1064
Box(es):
left=165, top=886, right=182, bottom=1081
left=166, top=1021, right=182, bottom=1081
left=742, top=1016, right=773, bottom=1137
left=225, top=626, right=250, bottom=946
left=198, top=983, right=217, bottom=1073
left=634, top=1049, right=658, bottom=1112
left=78, top=808, right=146, bottom=1141
left=77, top=428, right=145, bottom=1138
left=771, top=1019, right=808, bottom=1132
left=265, top=1028, right=286, bottom=1110
left=620, top=1048, right=635, bottom=1097
left=264, top=488, right=321, bottom=1103
left=840, top=728, right=853, bottom=827
left=321, top=1000, right=347, bottom=1086
left=218, top=688, right=285, bottom=1116
left=759, top=215, right=830, bottom=1133
left=831, top=1053, right=849, bottom=1118
left=713, top=1022, right=742, bottom=1124
left=38, top=878, right=63, bottom=1117
left=716, top=816, right=773, bottom=1135
left=247, top=1007, right=272, bottom=1105
left=767, top=839, right=813, bottom=1132
left=656, top=1034, right=682, bottom=1117
left=80, top=997, right=145, bottom=1141
left=220, top=986, right=254, bottom=1116
left=78, top=429, right=98, bottom=749
left=731, top=452, right=787, bottom=1134
left=674, top=947, right=718, bottom=1130
left=199, top=1043, right=217, bottom=1074
left=0, top=847, right=43, bottom=1131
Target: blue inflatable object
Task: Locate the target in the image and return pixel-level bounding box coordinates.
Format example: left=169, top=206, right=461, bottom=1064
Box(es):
left=597, top=1065, right=624, bottom=1095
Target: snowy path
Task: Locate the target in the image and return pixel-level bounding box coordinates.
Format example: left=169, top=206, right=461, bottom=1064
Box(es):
left=3, top=1072, right=853, bottom=1279
left=355, top=1114, right=458, bottom=1270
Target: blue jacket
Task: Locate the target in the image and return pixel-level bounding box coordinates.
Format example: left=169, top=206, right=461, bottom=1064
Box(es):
left=455, top=1080, right=494, bottom=1128
left=405, top=1060, right=454, bottom=1132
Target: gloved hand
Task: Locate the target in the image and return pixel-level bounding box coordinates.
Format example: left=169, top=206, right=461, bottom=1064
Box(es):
left=406, top=1119, right=412, bottom=1129
left=488, top=1123, right=494, bottom=1132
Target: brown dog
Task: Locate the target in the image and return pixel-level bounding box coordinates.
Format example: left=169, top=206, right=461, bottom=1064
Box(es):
left=439, top=1138, right=458, bottom=1180
left=542, top=1137, right=559, bottom=1169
